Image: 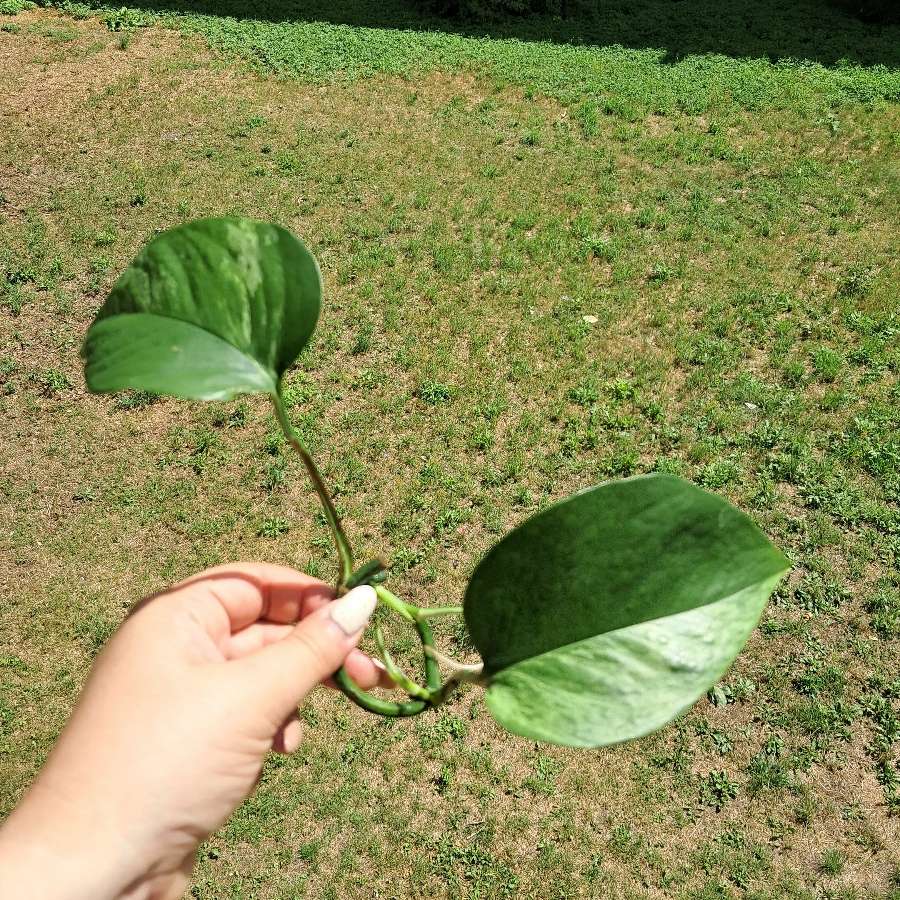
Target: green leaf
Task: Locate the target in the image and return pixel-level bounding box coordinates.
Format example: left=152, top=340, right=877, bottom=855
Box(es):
left=82, top=217, right=321, bottom=401
left=464, top=474, right=789, bottom=748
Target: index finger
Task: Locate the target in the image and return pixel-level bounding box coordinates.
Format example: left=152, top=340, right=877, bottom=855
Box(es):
left=176, top=562, right=335, bottom=634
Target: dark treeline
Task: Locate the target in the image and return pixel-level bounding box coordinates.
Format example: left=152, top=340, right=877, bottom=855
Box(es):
left=426, top=0, right=899, bottom=23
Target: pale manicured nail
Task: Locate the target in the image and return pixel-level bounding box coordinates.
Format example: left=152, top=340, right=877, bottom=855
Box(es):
left=329, top=585, right=377, bottom=636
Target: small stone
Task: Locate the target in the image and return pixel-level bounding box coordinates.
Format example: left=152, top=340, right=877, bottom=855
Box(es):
left=583, top=315, right=598, bottom=324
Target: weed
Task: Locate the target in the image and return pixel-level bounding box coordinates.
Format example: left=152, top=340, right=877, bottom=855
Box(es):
left=608, top=824, right=640, bottom=856
left=747, top=754, right=791, bottom=795
left=227, top=115, right=267, bottom=139
left=523, top=752, right=562, bottom=795
left=819, top=848, right=845, bottom=876
left=793, top=660, right=846, bottom=699
left=700, top=771, right=739, bottom=810
left=568, top=378, right=599, bottom=407
left=789, top=699, right=858, bottom=741
left=274, top=150, right=304, bottom=175
left=428, top=834, right=518, bottom=899
left=113, top=390, right=159, bottom=410
left=33, top=369, right=72, bottom=397
left=837, top=264, right=876, bottom=299
left=711, top=731, right=733, bottom=755
left=73, top=612, right=117, bottom=657
left=792, top=574, right=849, bottom=615
left=574, top=99, right=599, bottom=137
left=867, top=587, right=900, bottom=639
left=418, top=381, right=454, bottom=405
left=256, top=516, right=290, bottom=538
left=793, top=792, right=817, bottom=826
left=811, top=347, right=843, bottom=382
left=417, top=712, right=467, bottom=750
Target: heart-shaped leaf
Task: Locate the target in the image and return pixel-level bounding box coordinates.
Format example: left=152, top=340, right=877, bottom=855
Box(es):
left=82, top=218, right=321, bottom=401
left=464, top=474, right=789, bottom=748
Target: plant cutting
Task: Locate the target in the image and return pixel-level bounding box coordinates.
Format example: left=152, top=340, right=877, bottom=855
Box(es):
left=81, top=217, right=790, bottom=748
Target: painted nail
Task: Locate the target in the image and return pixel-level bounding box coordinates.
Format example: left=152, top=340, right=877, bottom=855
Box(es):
left=329, top=585, right=377, bottom=636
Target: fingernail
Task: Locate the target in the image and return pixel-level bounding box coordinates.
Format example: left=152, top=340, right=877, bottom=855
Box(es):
left=329, top=585, right=377, bottom=636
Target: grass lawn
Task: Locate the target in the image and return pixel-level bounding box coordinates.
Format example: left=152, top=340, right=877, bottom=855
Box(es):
left=1, top=2, right=899, bottom=897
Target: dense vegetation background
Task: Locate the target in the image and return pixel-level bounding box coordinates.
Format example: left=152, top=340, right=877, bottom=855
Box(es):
left=427, top=0, right=899, bottom=25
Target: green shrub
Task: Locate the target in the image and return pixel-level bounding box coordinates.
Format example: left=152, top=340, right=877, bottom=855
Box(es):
left=0, top=0, right=36, bottom=15
left=103, top=5, right=150, bottom=30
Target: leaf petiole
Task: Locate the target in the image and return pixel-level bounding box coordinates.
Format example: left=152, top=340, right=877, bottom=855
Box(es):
left=333, top=667, right=429, bottom=717
left=374, top=585, right=417, bottom=621
left=271, top=391, right=355, bottom=589
left=424, top=645, right=485, bottom=684
left=414, top=605, right=465, bottom=620
left=373, top=625, right=431, bottom=699
left=332, top=613, right=444, bottom=716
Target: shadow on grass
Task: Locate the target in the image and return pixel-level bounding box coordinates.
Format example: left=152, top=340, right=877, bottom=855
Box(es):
left=103, top=0, right=900, bottom=68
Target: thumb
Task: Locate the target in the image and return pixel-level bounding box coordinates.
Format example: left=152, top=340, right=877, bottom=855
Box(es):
left=234, top=585, right=377, bottom=724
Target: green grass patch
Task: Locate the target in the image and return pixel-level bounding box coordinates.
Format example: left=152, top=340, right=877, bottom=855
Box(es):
left=42, top=0, right=900, bottom=114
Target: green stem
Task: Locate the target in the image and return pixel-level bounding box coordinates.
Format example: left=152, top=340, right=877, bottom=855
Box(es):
left=424, top=646, right=485, bottom=683
left=374, top=585, right=416, bottom=621
left=334, top=667, right=428, bottom=717
left=345, top=558, right=386, bottom=591
left=374, top=625, right=430, bottom=699
left=417, top=617, right=442, bottom=693
left=270, top=390, right=468, bottom=716
left=271, top=391, right=354, bottom=589
left=415, top=606, right=465, bottom=620
left=333, top=614, right=440, bottom=716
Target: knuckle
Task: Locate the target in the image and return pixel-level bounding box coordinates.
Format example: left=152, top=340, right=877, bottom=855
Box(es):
left=287, top=625, right=333, bottom=670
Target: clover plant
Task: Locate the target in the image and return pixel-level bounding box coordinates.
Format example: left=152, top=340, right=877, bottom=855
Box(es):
left=82, top=217, right=789, bottom=747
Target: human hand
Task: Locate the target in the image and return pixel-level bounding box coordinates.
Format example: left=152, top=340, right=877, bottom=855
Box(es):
left=0, top=563, right=388, bottom=900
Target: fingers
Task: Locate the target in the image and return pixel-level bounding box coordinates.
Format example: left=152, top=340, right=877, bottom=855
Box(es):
left=272, top=714, right=304, bottom=754
left=298, top=589, right=333, bottom=616
left=158, top=854, right=196, bottom=900
left=232, top=586, right=377, bottom=723
left=224, top=622, right=294, bottom=659
left=175, top=563, right=335, bottom=636
left=340, top=650, right=397, bottom=690
left=226, top=631, right=395, bottom=692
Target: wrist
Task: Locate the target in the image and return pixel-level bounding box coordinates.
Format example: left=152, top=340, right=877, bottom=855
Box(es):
left=0, top=776, right=181, bottom=900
